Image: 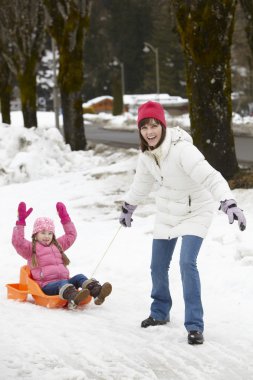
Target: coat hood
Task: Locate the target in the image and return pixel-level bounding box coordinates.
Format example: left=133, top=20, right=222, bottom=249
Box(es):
left=154, top=126, right=193, bottom=161
left=170, top=126, right=193, bottom=144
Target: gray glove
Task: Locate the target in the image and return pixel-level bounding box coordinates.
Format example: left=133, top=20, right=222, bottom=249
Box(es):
left=119, top=202, right=137, bottom=227
left=219, top=199, right=246, bottom=231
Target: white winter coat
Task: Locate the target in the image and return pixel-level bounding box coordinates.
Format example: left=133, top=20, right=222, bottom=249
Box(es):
left=125, top=127, right=234, bottom=239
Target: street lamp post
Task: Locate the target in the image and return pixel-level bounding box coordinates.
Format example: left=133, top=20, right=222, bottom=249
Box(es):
left=144, top=42, right=160, bottom=98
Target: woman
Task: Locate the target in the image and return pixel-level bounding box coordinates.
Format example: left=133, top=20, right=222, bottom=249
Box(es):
left=119, top=101, right=246, bottom=345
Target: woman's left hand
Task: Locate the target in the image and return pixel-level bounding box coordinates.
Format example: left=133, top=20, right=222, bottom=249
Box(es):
left=219, top=199, right=246, bottom=231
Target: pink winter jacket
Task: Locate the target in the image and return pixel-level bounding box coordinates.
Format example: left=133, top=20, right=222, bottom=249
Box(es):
left=12, top=222, right=77, bottom=288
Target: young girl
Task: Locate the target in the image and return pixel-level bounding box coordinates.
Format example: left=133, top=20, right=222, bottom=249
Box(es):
left=119, top=101, right=246, bottom=345
left=12, top=201, right=112, bottom=310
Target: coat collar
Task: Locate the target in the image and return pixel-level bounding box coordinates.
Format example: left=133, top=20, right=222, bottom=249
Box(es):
left=144, top=129, right=172, bottom=162
left=143, top=126, right=192, bottom=161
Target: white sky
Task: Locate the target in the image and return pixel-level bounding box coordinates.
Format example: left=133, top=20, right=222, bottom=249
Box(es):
left=0, top=111, right=253, bottom=380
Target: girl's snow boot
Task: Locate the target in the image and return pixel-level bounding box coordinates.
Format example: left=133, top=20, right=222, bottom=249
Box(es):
left=82, top=279, right=112, bottom=305
left=59, top=283, right=90, bottom=310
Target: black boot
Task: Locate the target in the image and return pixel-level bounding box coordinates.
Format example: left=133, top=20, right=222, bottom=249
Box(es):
left=59, top=284, right=90, bottom=309
left=188, top=331, right=204, bottom=345
left=82, top=279, right=112, bottom=305
left=141, top=316, right=167, bottom=328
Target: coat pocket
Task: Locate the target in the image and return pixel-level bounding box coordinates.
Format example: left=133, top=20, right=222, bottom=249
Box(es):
left=188, top=196, right=192, bottom=213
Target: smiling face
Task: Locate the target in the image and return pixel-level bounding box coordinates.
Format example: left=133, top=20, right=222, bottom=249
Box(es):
left=35, top=230, right=54, bottom=246
left=139, top=119, right=163, bottom=148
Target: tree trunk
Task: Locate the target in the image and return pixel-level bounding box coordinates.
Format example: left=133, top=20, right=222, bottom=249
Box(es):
left=172, top=0, right=238, bottom=179
left=58, top=46, right=87, bottom=150
left=18, top=71, right=37, bottom=128
left=61, top=91, right=86, bottom=150
left=43, top=0, right=90, bottom=151
left=0, top=87, right=11, bottom=124
left=187, top=58, right=238, bottom=177
left=0, top=56, right=12, bottom=124
left=112, top=68, right=123, bottom=115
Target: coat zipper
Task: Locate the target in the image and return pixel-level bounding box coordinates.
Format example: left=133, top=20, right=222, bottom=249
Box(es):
left=188, top=195, right=191, bottom=213
left=154, top=155, right=159, bottom=167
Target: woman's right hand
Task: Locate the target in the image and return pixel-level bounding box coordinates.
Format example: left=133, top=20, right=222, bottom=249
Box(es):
left=16, top=202, right=33, bottom=226
left=119, top=202, right=137, bottom=227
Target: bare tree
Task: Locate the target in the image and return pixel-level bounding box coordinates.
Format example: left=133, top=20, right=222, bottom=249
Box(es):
left=0, top=54, right=13, bottom=124
left=0, top=0, right=46, bottom=128
left=43, top=0, right=91, bottom=151
left=171, top=0, right=238, bottom=179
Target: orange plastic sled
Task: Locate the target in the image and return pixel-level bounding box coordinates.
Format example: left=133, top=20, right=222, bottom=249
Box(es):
left=6, top=265, right=92, bottom=309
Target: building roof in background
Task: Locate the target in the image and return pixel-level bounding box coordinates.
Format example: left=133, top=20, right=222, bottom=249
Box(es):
left=123, top=93, right=188, bottom=107
left=84, top=96, right=113, bottom=108
left=83, top=94, right=188, bottom=108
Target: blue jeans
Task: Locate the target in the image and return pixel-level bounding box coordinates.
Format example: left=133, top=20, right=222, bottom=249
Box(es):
left=42, top=274, right=88, bottom=296
left=150, top=236, right=204, bottom=332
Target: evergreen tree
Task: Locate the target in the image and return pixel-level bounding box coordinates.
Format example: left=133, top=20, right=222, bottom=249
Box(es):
left=146, top=1, right=186, bottom=96
left=84, top=0, right=111, bottom=100
left=239, top=0, right=253, bottom=108
left=240, top=0, right=253, bottom=55
left=232, top=2, right=253, bottom=113
left=84, top=0, right=153, bottom=100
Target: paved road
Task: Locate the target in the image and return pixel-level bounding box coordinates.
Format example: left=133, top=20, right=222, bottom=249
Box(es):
left=85, top=124, right=139, bottom=149
left=234, top=135, right=253, bottom=164
left=85, top=124, right=253, bottom=165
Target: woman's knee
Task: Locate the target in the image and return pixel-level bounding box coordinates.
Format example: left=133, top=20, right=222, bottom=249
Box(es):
left=179, top=258, right=196, bottom=274
left=150, top=260, right=166, bottom=274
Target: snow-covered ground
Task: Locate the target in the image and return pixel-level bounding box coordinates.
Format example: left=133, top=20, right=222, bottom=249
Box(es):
left=0, top=112, right=253, bottom=380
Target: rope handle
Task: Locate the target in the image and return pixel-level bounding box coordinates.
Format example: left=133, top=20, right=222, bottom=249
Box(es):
left=91, top=224, right=122, bottom=277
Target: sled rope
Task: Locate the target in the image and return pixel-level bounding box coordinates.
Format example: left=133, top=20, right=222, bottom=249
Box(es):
left=91, top=224, right=122, bottom=277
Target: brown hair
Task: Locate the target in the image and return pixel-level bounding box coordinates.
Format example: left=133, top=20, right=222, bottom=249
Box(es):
left=31, top=235, right=70, bottom=268
left=138, top=118, right=166, bottom=152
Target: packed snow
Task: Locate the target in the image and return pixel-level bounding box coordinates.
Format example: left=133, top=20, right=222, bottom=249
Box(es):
left=0, top=111, right=253, bottom=380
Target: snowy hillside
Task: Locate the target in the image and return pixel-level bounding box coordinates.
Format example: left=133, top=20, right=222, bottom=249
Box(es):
left=0, top=112, right=253, bottom=380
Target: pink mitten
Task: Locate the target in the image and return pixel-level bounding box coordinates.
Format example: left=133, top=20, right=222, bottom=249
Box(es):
left=56, top=202, right=71, bottom=224
left=16, top=202, right=33, bottom=226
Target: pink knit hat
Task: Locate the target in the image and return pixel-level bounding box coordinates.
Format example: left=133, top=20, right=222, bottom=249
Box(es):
left=137, top=101, right=166, bottom=128
left=32, top=217, right=55, bottom=235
